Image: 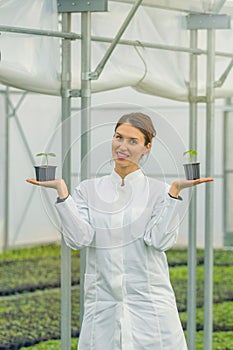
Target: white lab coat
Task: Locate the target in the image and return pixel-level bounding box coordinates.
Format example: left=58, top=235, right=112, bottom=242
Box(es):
left=55, top=169, right=188, bottom=350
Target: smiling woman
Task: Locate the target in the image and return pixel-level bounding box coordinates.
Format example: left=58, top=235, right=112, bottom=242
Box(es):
left=112, top=112, right=156, bottom=180
left=112, top=124, right=150, bottom=178
left=114, top=112, right=156, bottom=144
left=26, top=111, right=213, bottom=350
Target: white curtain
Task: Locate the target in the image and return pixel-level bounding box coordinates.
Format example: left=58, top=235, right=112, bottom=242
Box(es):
left=1, top=0, right=233, bottom=100
left=0, top=0, right=60, bottom=95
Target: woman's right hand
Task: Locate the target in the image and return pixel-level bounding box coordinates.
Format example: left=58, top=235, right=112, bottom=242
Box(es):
left=26, top=178, right=69, bottom=199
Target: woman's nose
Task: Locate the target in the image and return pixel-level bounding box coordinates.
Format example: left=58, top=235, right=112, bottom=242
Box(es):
left=118, top=140, right=128, bottom=150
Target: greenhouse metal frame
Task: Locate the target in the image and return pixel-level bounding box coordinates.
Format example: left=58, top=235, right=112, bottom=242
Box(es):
left=1, top=1, right=233, bottom=349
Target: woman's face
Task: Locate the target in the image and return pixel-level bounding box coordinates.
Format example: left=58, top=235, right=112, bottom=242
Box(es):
left=112, top=123, right=151, bottom=173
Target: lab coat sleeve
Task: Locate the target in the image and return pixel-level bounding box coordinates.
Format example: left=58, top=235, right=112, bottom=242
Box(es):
left=55, top=183, right=95, bottom=250
left=144, top=190, right=180, bottom=252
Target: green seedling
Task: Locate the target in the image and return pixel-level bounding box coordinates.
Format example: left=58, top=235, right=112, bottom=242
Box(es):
left=36, top=152, right=56, bottom=167
left=183, top=149, right=198, bottom=163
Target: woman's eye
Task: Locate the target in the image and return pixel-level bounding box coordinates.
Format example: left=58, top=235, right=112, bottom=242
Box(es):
left=115, top=136, right=122, bottom=141
left=128, top=139, right=138, bottom=145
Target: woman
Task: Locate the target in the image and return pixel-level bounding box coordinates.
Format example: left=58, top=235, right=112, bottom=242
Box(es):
left=27, top=112, right=213, bottom=350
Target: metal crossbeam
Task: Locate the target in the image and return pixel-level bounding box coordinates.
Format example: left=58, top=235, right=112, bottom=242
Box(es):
left=186, top=13, right=231, bottom=30
left=57, top=0, right=108, bottom=12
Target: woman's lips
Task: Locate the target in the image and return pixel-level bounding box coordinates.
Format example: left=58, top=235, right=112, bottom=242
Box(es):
left=117, top=152, right=129, bottom=159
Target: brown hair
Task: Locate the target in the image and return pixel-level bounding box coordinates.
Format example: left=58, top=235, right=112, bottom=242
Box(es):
left=114, top=112, right=156, bottom=145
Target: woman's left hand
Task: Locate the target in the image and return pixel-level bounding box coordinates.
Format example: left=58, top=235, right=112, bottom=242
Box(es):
left=169, top=177, right=214, bottom=198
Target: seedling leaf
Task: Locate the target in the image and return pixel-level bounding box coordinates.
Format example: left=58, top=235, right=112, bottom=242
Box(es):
left=36, top=152, right=56, bottom=167
left=183, top=149, right=198, bottom=162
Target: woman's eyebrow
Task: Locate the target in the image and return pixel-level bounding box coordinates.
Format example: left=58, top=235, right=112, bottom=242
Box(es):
left=115, top=132, right=139, bottom=140
left=128, top=136, right=139, bottom=140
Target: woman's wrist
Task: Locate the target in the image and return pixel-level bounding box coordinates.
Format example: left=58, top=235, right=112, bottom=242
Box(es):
left=56, top=179, right=69, bottom=199
left=169, top=182, right=180, bottom=198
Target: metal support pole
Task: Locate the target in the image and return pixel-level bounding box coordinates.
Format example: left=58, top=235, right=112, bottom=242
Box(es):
left=212, top=0, right=227, bottom=13
left=61, top=12, right=72, bottom=350
left=204, top=28, right=215, bottom=350
left=0, top=24, right=78, bottom=40
left=214, top=58, right=233, bottom=88
left=80, top=11, right=92, bottom=325
left=92, top=0, right=143, bottom=79
left=187, top=29, right=198, bottom=350
left=3, top=88, right=10, bottom=251
left=2, top=24, right=233, bottom=57
left=223, top=98, right=228, bottom=243
left=223, top=98, right=231, bottom=245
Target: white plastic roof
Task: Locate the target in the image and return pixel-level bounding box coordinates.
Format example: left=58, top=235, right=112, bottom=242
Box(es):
left=1, top=0, right=233, bottom=100
left=112, top=0, right=233, bottom=15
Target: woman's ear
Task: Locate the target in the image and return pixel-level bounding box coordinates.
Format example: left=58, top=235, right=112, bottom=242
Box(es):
left=144, top=142, right=151, bottom=153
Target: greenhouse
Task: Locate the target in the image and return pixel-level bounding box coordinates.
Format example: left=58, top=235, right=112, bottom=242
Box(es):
left=0, top=0, right=233, bottom=349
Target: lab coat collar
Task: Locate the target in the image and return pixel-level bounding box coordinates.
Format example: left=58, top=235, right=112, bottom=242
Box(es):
left=110, top=168, right=145, bottom=186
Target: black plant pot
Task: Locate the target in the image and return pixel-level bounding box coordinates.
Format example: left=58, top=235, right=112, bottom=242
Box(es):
left=34, top=165, right=57, bottom=181
left=183, top=163, right=200, bottom=180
